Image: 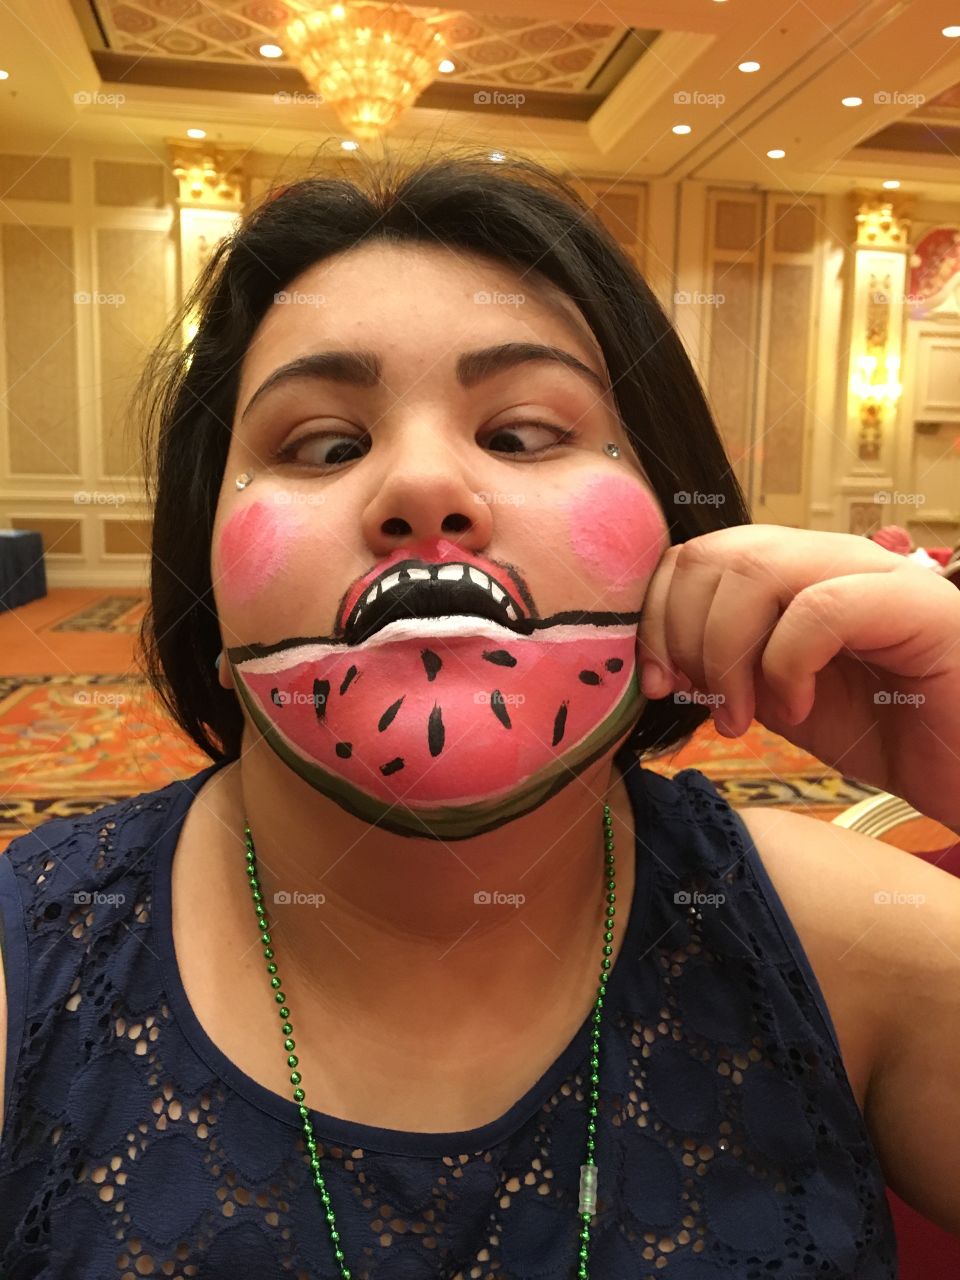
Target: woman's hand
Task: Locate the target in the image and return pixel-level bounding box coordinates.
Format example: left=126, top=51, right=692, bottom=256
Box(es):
left=636, top=525, right=960, bottom=833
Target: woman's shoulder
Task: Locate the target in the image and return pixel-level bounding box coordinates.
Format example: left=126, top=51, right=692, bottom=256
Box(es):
left=734, top=803, right=960, bottom=1118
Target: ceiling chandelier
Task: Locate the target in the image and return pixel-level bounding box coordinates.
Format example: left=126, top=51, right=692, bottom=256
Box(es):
left=283, top=1, right=449, bottom=140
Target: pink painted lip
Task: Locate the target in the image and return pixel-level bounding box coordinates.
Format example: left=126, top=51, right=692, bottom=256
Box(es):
left=337, top=538, right=528, bottom=635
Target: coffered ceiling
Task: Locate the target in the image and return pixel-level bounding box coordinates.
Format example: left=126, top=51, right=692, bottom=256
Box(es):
left=2, top=0, right=960, bottom=196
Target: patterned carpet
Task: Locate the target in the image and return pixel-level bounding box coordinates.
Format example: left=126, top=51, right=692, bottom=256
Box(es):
left=49, top=595, right=147, bottom=633
left=0, top=669, right=879, bottom=853
left=0, top=673, right=208, bottom=850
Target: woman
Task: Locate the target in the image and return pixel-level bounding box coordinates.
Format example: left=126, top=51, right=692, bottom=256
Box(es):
left=1, top=149, right=958, bottom=1278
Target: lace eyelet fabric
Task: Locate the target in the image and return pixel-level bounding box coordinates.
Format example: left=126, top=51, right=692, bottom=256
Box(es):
left=0, top=748, right=897, bottom=1279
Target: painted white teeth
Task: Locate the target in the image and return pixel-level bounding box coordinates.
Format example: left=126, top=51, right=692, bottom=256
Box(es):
left=354, top=561, right=521, bottom=629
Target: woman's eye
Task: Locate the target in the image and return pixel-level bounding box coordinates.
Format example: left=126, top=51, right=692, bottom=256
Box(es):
left=276, top=422, right=577, bottom=468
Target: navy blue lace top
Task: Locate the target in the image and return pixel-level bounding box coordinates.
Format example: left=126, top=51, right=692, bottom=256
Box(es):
left=0, top=746, right=897, bottom=1278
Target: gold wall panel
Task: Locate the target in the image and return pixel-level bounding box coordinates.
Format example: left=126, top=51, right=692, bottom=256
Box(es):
left=2, top=225, right=80, bottom=475
left=9, top=515, right=82, bottom=554
left=706, top=261, right=757, bottom=477
left=102, top=518, right=152, bottom=555
left=0, top=154, right=71, bottom=202
left=714, top=199, right=759, bottom=252
left=773, top=202, right=816, bottom=254
left=761, top=262, right=812, bottom=496
left=94, top=160, right=172, bottom=208
left=96, top=227, right=170, bottom=479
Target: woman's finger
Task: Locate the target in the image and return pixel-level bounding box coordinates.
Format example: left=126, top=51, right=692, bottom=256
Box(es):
left=701, top=568, right=784, bottom=734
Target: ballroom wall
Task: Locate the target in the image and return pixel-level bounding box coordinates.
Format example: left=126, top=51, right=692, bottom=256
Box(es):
left=0, top=139, right=958, bottom=585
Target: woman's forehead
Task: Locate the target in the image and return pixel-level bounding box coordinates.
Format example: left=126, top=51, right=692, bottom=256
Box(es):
left=237, top=240, right=607, bottom=397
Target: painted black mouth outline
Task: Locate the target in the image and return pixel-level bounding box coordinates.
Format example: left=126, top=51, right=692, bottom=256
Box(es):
left=345, top=561, right=528, bottom=646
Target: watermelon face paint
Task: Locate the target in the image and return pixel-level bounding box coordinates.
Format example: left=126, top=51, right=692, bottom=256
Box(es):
left=226, top=553, right=646, bottom=840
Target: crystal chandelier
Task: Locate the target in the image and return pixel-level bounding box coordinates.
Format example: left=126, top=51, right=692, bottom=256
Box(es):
left=284, top=1, right=448, bottom=140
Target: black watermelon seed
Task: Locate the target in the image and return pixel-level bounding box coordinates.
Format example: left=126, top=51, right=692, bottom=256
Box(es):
left=313, top=678, right=329, bottom=720
left=340, top=665, right=358, bottom=695
left=427, top=704, right=445, bottom=757
left=335, top=742, right=352, bottom=759
left=270, top=687, right=282, bottom=706
left=490, top=690, right=512, bottom=730
left=378, top=697, right=404, bottom=732
left=605, top=657, right=624, bottom=672
left=421, top=649, right=442, bottom=681
left=482, top=648, right=518, bottom=668
left=552, top=702, right=568, bottom=747
left=579, top=670, right=602, bottom=685
left=381, top=757, right=404, bottom=775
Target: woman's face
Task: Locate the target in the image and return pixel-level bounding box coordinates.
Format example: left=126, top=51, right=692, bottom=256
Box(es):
left=212, top=240, right=669, bottom=838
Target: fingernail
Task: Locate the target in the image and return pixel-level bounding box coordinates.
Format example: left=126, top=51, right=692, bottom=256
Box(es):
left=641, top=660, right=670, bottom=698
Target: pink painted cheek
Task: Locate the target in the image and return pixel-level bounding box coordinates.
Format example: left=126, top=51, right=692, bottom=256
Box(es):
left=563, top=473, right=668, bottom=590
left=215, top=500, right=296, bottom=606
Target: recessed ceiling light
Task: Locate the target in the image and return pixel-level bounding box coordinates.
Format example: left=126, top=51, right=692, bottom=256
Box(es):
left=766, top=148, right=785, bottom=158
left=0, top=70, right=9, bottom=81
left=259, top=43, right=283, bottom=58
left=341, top=139, right=359, bottom=151
left=841, top=95, right=863, bottom=106
left=186, top=128, right=206, bottom=139
left=942, top=24, right=960, bottom=36
left=438, top=58, right=455, bottom=73
left=673, top=124, right=692, bottom=135
left=882, top=179, right=901, bottom=189
left=738, top=60, right=760, bottom=72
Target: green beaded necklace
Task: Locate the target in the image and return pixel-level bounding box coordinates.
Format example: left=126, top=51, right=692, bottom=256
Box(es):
left=242, top=802, right=617, bottom=1279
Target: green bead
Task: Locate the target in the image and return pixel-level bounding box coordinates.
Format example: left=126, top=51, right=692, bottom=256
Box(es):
left=282, top=1022, right=293, bottom=1034
left=264, top=948, right=274, bottom=959
left=274, top=992, right=286, bottom=1003
left=605, top=879, right=615, bottom=891
left=287, top=1054, right=299, bottom=1068
left=270, top=976, right=282, bottom=989
left=601, top=959, right=610, bottom=970
left=284, top=1038, right=296, bottom=1051
left=252, top=888, right=263, bottom=903
left=278, top=1006, right=290, bottom=1018
left=603, top=931, right=613, bottom=943
left=606, top=893, right=616, bottom=904
left=588, top=1104, right=598, bottom=1116
left=260, top=931, right=271, bottom=945
left=294, top=1088, right=305, bottom=1102
left=602, top=945, right=612, bottom=956
left=267, top=963, right=278, bottom=975
left=290, top=1070, right=301, bottom=1085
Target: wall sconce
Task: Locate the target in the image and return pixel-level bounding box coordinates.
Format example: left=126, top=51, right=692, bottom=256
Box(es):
left=849, top=353, right=902, bottom=462
left=847, top=194, right=910, bottom=465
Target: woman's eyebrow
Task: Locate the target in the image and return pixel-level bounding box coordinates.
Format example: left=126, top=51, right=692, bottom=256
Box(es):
left=238, top=341, right=611, bottom=423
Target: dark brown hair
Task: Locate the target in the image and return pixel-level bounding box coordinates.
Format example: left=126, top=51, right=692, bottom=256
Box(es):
left=136, top=146, right=750, bottom=762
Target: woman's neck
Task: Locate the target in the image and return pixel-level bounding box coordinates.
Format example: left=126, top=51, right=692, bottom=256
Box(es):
left=187, top=739, right=637, bottom=1061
